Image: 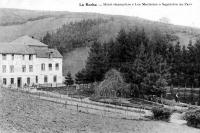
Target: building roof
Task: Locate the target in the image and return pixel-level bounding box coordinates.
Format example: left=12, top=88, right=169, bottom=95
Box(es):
left=0, top=43, right=35, bottom=54
left=32, top=46, right=63, bottom=58
left=11, top=35, right=48, bottom=47
left=0, top=36, right=62, bottom=58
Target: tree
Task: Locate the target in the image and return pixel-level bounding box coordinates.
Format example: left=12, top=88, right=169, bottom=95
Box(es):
left=65, top=72, right=74, bottom=85
left=41, top=32, right=51, bottom=45
left=198, top=88, right=200, bottom=105
left=190, top=86, right=195, bottom=105
left=75, top=68, right=88, bottom=84
left=84, top=41, right=108, bottom=82
left=140, top=53, right=169, bottom=97
left=129, top=44, right=147, bottom=87
left=128, top=44, right=169, bottom=97
left=75, top=41, right=108, bottom=84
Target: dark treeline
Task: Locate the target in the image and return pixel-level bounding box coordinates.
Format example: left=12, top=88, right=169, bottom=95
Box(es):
left=41, top=18, right=109, bottom=54
left=75, top=28, right=200, bottom=97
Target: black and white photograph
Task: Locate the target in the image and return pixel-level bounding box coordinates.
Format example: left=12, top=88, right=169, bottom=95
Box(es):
left=0, top=0, right=200, bottom=132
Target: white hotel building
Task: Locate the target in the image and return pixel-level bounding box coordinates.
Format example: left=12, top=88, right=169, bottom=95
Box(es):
left=0, top=36, right=63, bottom=88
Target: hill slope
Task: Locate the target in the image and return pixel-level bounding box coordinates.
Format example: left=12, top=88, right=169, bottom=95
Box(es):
left=63, top=47, right=90, bottom=77
left=0, top=8, right=110, bottom=42
left=0, top=8, right=200, bottom=44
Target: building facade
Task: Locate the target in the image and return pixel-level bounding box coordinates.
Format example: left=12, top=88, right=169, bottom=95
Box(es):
left=0, top=36, right=63, bottom=88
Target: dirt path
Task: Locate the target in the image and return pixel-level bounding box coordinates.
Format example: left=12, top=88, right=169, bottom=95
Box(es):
left=0, top=88, right=199, bottom=133
left=170, top=112, right=187, bottom=125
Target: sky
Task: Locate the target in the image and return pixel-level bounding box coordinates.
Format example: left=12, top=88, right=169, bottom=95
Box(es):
left=0, top=0, right=199, bottom=28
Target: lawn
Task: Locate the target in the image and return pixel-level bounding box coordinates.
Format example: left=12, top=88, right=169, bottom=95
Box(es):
left=0, top=88, right=199, bottom=133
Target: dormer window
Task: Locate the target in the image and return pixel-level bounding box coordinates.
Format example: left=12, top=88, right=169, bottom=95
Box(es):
left=48, top=51, right=53, bottom=58
left=2, top=54, right=6, bottom=60
left=22, top=55, right=25, bottom=60
left=29, top=54, right=33, bottom=60
left=12, top=54, right=14, bottom=60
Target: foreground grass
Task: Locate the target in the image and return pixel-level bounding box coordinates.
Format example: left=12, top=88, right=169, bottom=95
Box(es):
left=0, top=88, right=199, bottom=133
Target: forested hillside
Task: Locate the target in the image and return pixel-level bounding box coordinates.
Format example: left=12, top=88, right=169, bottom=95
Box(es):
left=41, top=19, right=110, bottom=54
left=40, top=18, right=200, bottom=76
left=40, top=17, right=200, bottom=54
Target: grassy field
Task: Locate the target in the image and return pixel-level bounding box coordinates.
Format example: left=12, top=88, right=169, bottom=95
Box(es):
left=0, top=88, right=199, bottom=133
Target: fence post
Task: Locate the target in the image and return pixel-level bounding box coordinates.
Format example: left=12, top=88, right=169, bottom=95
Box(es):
left=184, top=85, right=186, bottom=103
left=139, top=104, right=142, bottom=120
left=65, top=100, right=67, bottom=109
left=190, top=85, right=194, bottom=105
left=87, top=105, right=88, bottom=113
left=104, top=103, right=106, bottom=116
left=127, top=106, right=128, bottom=117
left=125, top=106, right=126, bottom=117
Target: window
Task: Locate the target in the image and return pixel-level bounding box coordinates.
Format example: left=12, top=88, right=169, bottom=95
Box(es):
left=49, top=64, right=52, bottom=71
left=44, top=75, right=48, bottom=83
left=2, top=54, right=6, bottom=60
left=29, top=54, right=33, bottom=60
left=10, top=65, right=14, bottom=73
left=27, top=77, right=30, bottom=85
left=22, top=55, right=25, bottom=60
left=36, top=76, right=38, bottom=83
left=55, top=63, right=59, bottom=70
left=2, top=65, right=6, bottom=73
left=12, top=54, right=14, bottom=60
left=48, top=51, right=53, bottom=58
left=3, top=78, right=6, bottom=85
left=22, top=65, right=26, bottom=72
left=41, top=63, right=45, bottom=71
left=53, top=75, right=57, bottom=82
left=29, top=65, right=33, bottom=72
left=11, top=78, right=14, bottom=84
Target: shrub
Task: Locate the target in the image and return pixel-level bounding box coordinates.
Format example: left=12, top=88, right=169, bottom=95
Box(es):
left=184, top=109, right=200, bottom=128
left=152, top=107, right=172, bottom=121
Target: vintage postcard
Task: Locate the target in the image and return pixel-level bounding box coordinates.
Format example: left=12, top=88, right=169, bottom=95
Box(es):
left=0, top=0, right=199, bottom=132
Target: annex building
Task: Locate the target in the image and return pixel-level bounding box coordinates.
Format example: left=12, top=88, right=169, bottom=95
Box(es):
left=0, top=35, right=63, bottom=88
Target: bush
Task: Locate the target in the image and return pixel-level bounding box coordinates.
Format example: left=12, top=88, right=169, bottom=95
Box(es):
left=152, top=107, right=172, bottom=121
left=184, top=109, right=200, bottom=128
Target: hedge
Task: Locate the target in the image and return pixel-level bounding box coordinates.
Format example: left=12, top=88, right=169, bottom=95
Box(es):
left=184, top=109, right=200, bottom=128
left=152, top=107, right=172, bottom=121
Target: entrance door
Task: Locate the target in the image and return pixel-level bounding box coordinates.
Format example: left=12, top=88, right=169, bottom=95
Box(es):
left=17, top=77, right=22, bottom=88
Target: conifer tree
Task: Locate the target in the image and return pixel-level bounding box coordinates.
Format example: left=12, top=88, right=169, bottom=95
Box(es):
left=84, top=41, right=107, bottom=82
left=65, top=71, right=74, bottom=85
left=198, top=88, right=200, bottom=105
